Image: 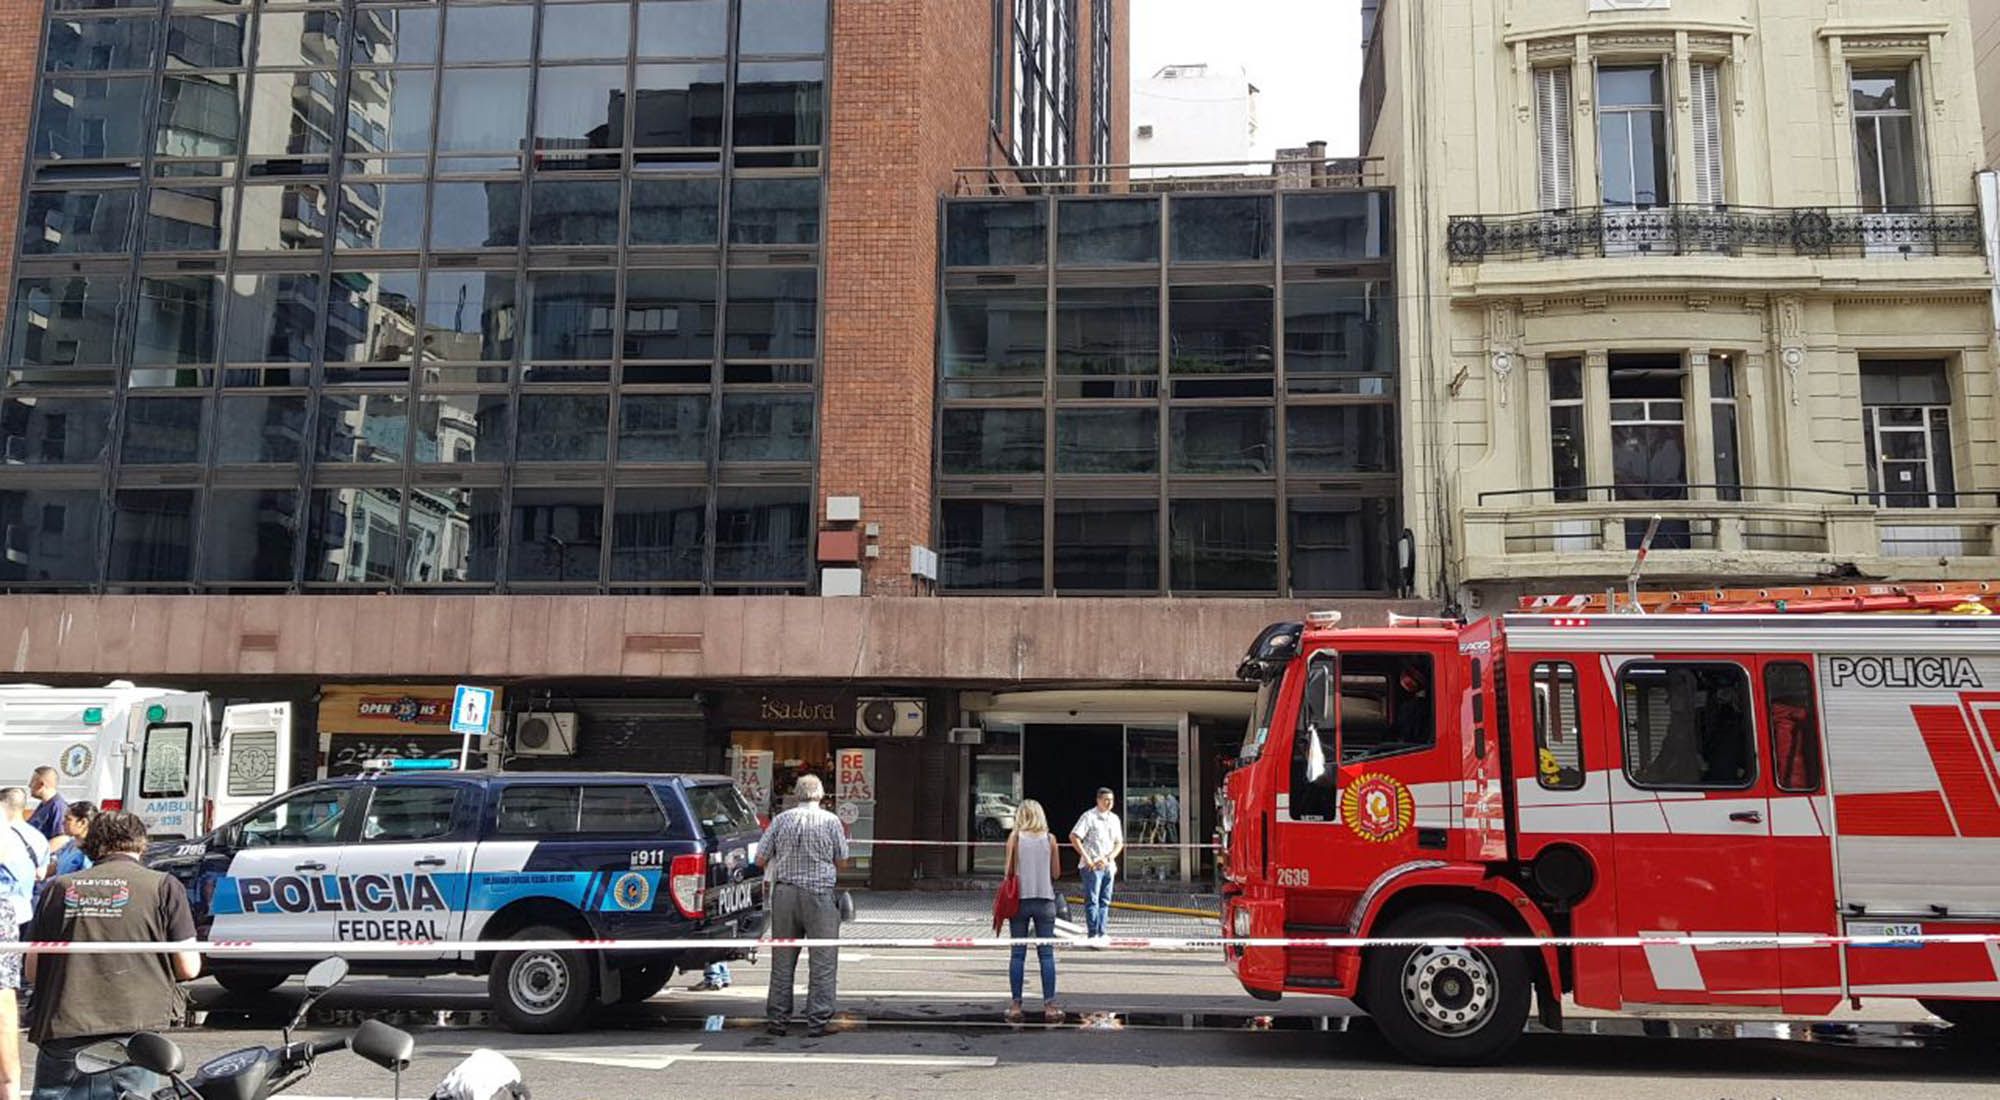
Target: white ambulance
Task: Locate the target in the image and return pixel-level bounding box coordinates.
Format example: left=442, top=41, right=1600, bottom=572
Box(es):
left=0, top=683, right=291, bottom=840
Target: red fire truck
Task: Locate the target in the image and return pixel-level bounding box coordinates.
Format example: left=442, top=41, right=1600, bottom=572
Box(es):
left=1218, top=583, right=2000, bottom=1063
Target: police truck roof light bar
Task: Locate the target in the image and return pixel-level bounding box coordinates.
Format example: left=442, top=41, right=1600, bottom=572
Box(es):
left=360, top=758, right=459, bottom=774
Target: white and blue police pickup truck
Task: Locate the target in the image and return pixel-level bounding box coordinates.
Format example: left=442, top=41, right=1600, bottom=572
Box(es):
left=147, top=767, right=766, bottom=1033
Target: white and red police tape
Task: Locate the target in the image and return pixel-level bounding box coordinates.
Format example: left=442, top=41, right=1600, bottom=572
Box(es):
left=0, top=931, right=1988, bottom=955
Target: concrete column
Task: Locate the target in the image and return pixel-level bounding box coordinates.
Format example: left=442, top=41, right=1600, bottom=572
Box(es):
left=1686, top=348, right=1716, bottom=498
left=1572, top=38, right=1600, bottom=210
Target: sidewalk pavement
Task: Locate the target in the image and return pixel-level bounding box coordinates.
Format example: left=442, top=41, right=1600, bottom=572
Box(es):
left=850, top=889, right=1216, bottom=940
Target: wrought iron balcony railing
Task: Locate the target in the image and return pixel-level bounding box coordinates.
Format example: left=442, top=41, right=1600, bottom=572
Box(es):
left=1446, top=204, right=1985, bottom=263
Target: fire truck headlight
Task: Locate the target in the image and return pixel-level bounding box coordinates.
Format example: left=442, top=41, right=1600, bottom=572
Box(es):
left=1232, top=908, right=1253, bottom=938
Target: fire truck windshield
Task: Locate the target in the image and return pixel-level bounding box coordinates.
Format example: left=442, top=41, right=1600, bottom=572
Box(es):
left=1240, top=678, right=1281, bottom=761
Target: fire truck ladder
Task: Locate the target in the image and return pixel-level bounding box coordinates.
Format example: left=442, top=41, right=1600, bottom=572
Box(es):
left=1519, top=581, right=2000, bottom=617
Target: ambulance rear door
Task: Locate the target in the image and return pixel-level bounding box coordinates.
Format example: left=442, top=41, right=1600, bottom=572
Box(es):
left=212, top=703, right=292, bottom=831
left=125, top=692, right=209, bottom=840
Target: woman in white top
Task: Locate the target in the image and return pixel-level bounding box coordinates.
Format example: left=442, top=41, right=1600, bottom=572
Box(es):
left=1002, top=798, right=1062, bottom=1023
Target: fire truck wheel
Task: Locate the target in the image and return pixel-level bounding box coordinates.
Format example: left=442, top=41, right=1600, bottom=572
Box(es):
left=1362, top=905, right=1531, bottom=1066
left=1922, top=998, right=2000, bottom=1035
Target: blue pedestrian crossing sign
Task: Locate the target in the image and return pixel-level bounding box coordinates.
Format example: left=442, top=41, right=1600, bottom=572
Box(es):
left=451, top=685, right=496, bottom=736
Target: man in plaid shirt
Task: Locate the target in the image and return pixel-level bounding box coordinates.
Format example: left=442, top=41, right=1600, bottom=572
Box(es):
left=757, top=774, right=849, bottom=1036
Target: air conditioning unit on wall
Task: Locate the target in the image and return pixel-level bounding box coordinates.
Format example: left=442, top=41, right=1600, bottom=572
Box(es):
left=855, top=698, right=926, bottom=737
left=514, top=712, right=579, bottom=756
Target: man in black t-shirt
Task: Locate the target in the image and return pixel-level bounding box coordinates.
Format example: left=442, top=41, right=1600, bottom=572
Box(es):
left=26, top=811, right=200, bottom=1099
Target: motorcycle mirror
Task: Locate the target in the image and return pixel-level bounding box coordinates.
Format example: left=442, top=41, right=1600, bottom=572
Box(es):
left=125, top=1032, right=186, bottom=1076
left=351, top=1019, right=415, bottom=1072
left=71, top=1039, right=129, bottom=1075
left=304, top=957, right=350, bottom=995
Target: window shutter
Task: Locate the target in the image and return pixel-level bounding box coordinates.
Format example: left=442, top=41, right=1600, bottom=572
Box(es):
left=1535, top=67, right=1575, bottom=210
left=1690, top=63, right=1726, bottom=206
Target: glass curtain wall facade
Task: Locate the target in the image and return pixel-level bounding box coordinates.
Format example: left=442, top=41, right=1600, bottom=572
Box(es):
left=6, top=0, right=825, bottom=594
left=937, top=190, right=1398, bottom=596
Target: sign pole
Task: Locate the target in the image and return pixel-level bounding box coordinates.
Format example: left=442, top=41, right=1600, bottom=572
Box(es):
left=450, top=685, right=496, bottom=770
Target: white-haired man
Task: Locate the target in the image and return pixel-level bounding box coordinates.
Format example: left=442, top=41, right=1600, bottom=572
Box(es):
left=756, top=774, right=849, bottom=1037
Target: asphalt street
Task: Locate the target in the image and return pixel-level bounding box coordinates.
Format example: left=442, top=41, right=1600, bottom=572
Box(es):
left=21, top=948, right=1989, bottom=1100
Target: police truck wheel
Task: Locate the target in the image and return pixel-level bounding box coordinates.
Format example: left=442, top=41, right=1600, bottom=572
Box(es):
left=490, top=926, right=597, bottom=1033
left=1360, top=905, right=1530, bottom=1066
left=211, top=968, right=287, bottom=997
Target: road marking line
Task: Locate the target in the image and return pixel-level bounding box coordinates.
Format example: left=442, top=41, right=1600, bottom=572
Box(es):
left=515, top=1049, right=998, bottom=1070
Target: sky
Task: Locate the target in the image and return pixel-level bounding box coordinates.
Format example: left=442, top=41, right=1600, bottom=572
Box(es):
left=1129, top=0, right=1362, bottom=159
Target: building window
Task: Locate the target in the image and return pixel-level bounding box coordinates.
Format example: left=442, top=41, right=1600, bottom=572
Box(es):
left=1708, top=353, right=1742, bottom=502
left=1534, top=67, right=1574, bottom=210
left=1089, top=0, right=1112, bottom=177
left=1597, top=64, right=1669, bottom=209
left=1548, top=357, right=1586, bottom=501
left=1609, top=354, right=1687, bottom=547
left=1689, top=62, right=1726, bottom=206
left=1010, top=0, right=1078, bottom=169
left=1852, top=67, right=1922, bottom=211
left=1861, top=359, right=1955, bottom=508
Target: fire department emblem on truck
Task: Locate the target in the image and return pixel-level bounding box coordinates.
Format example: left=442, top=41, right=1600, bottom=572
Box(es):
left=1341, top=772, right=1414, bottom=843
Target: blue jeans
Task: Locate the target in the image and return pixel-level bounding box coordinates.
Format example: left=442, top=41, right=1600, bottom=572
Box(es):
left=1008, top=897, right=1057, bottom=1003
left=704, top=963, right=730, bottom=985
left=1080, top=866, right=1115, bottom=938
left=32, top=1037, right=168, bottom=1100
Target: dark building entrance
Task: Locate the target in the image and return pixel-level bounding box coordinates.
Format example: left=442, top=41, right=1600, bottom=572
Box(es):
left=1023, top=724, right=1124, bottom=876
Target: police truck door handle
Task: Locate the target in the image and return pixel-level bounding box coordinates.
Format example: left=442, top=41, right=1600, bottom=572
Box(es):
left=1728, top=811, right=1763, bottom=824
left=294, top=861, right=327, bottom=872
left=414, top=856, right=447, bottom=869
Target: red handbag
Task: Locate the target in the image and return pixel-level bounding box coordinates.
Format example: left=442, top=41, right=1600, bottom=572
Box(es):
left=991, top=874, right=1021, bottom=933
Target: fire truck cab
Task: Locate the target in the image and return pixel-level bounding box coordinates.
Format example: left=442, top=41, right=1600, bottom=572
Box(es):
left=1219, top=597, right=2000, bottom=1063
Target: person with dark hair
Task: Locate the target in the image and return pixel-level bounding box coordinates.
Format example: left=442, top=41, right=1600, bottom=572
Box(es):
left=1069, top=788, right=1124, bottom=944
left=27, top=810, right=201, bottom=1100
left=49, top=802, right=97, bottom=880
left=25, top=769, right=65, bottom=844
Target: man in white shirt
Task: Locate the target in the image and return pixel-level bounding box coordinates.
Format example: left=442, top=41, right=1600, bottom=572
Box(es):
left=1070, top=788, right=1124, bottom=942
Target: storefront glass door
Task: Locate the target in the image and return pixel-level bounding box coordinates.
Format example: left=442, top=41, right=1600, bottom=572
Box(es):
left=1123, top=724, right=1182, bottom=883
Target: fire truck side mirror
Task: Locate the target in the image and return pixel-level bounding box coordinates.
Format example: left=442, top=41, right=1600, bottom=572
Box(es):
left=1303, top=650, right=1340, bottom=785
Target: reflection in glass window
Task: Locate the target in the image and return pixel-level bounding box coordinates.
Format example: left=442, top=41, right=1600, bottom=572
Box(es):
left=733, top=61, right=823, bottom=147
left=630, top=177, right=720, bottom=245
left=940, top=408, right=1042, bottom=475
left=1289, top=497, right=1394, bottom=593
left=713, top=487, right=810, bottom=582
left=939, top=500, right=1043, bottom=591
left=541, top=3, right=632, bottom=61
left=345, top=69, right=435, bottom=158
left=215, top=395, right=308, bottom=464
left=945, top=201, right=1046, bottom=267
left=724, top=269, right=817, bottom=359
left=224, top=274, right=321, bottom=365
left=1055, top=499, right=1157, bottom=591
left=1170, top=498, right=1277, bottom=592
left=1055, top=408, right=1155, bottom=474
left=316, top=393, right=407, bottom=464
left=529, top=180, right=621, bottom=247
left=422, top=272, right=518, bottom=362
left=201, top=489, right=300, bottom=583
left=719, top=393, right=814, bottom=462
left=534, top=65, right=625, bottom=164
left=1286, top=405, right=1394, bottom=473
left=739, top=0, right=827, bottom=54
left=324, top=271, right=420, bottom=367
left=429, top=181, right=521, bottom=250
left=1171, top=407, right=1272, bottom=475
left=1057, top=287, right=1157, bottom=376
left=307, top=487, right=399, bottom=584
left=349, top=7, right=439, bottom=66
left=1170, top=196, right=1274, bottom=263
left=45, top=16, right=158, bottom=73
left=442, top=3, right=532, bottom=63
left=247, top=70, right=339, bottom=158
left=36, top=76, right=150, bottom=160
left=612, top=487, right=706, bottom=581
left=237, top=183, right=334, bottom=253
left=132, top=276, right=221, bottom=366
left=145, top=186, right=233, bottom=253
left=337, top=182, right=426, bottom=251
left=517, top=393, right=608, bottom=461
left=23, top=190, right=136, bottom=255
left=0, top=490, right=101, bottom=584
left=0, top=397, right=113, bottom=466
left=1286, top=281, right=1394, bottom=383
left=414, top=394, right=508, bottom=464
left=121, top=397, right=206, bottom=465
left=10, top=275, right=127, bottom=369
left=1057, top=199, right=1159, bottom=265
left=255, top=10, right=343, bottom=69
left=632, top=63, right=728, bottom=148
left=637, top=0, right=730, bottom=58
left=155, top=72, right=245, bottom=159
left=166, top=13, right=247, bottom=69
left=729, top=177, right=820, bottom=245
left=1169, top=285, right=1273, bottom=374
left=405, top=486, right=501, bottom=584
left=109, top=489, right=197, bottom=583
left=510, top=489, right=605, bottom=583
left=528, top=272, right=617, bottom=361
left=942, top=289, right=1043, bottom=378
left=618, top=394, right=708, bottom=462
left=1284, top=192, right=1390, bottom=262
left=623, top=270, right=716, bottom=360
left=437, top=68, right=530, bottom=152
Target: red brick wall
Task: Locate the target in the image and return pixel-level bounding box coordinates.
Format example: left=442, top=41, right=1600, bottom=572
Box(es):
left=0, top=1, right=44, bottom=330
left=820, top=1, right=1131, bottom=595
